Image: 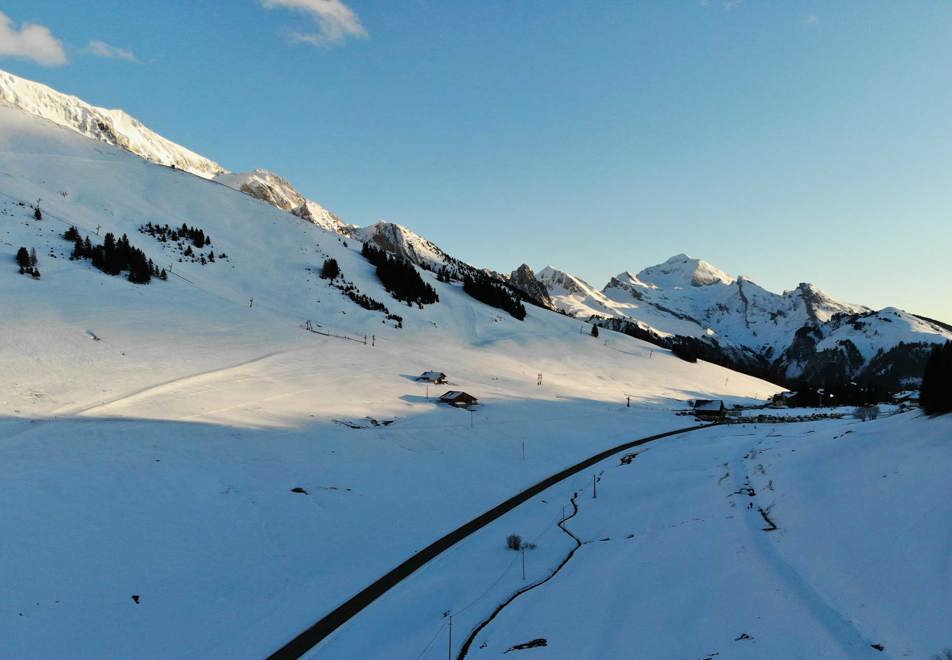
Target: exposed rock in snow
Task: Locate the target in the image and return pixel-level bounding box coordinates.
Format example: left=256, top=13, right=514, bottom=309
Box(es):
left=214, top=170, right=350, bottom=234
left=352, top=221, right=459, bottom=272
left=508, top=264, right=552, bottom=308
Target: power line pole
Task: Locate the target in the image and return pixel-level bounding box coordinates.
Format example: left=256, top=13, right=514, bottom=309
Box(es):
left=447, top=614, right=452, bottom=660
left=521, top=547, right=526, bottom=580
left=593, top=474, right=597, bottom=499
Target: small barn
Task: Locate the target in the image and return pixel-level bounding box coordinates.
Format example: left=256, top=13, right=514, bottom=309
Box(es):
left=693, top=399, right=726, bottom=420
left=770, top=391, right=797, bottom=408
left=440, top=391, right=478, bottom=408
left=418, top=371, right=448, bottom=384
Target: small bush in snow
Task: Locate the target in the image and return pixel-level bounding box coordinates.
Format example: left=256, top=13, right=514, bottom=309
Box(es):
left=506, top=534, right=522, bottom=551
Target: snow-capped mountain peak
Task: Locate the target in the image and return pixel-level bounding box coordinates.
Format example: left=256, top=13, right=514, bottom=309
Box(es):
left=636, top=253, right=735, bottom=288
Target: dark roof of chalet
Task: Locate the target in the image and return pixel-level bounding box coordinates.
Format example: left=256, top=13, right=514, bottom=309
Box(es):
left=440, top=391, right=477, bottom=402
left=694, top=399, right=725, bottom=412
left=419, top=371, right=446, bottom=380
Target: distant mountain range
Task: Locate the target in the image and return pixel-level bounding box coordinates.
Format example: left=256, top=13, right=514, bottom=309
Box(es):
left=2, top=67, right=948, bottom=394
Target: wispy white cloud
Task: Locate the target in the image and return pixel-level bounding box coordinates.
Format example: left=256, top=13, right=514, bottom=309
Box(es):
left=87, top=40, right=140, bottom=62
left=804, top=14, right=819, bottom=26
left=0, top=11, right=67, bottom=66
left=260, top=0, right=367, bottom=46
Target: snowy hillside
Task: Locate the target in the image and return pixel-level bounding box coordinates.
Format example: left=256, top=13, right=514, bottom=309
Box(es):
left=4, top=66, right=946, bottom=393
left=0, top=68, right=352, bottom=235
left=0, top=69, right=224, bottom=179
left=2, top=66, right=950, bottom=660
left=0, top=97, right=789, bottom=658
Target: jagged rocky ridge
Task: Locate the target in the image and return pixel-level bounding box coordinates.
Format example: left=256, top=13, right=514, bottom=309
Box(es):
left=538, top=256, right=952, bottom=391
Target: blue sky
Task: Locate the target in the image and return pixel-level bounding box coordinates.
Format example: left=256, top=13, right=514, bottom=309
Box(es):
left=2, top=1, right=951, bottom=321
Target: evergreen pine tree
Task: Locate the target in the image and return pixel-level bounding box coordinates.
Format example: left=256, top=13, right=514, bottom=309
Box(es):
left=15, top=247, right=30, bottom=270
left=920, top=341, right=952, bottom=416
left=591, top=324, right=599, bottom=338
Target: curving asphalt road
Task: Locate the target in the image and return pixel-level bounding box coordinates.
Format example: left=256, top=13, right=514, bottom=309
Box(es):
left=266, top=422, right=712, bottom=659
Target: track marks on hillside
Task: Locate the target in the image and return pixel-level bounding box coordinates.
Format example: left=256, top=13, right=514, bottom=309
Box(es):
left=728, top=439, right=882, bottom=658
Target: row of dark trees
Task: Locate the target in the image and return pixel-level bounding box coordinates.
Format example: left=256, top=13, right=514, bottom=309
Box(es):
left=65, top=226, right=165, bottom=284
left=140, top=222, right=211, bottom=248
left=361, top=243, right=438, bottom=306
left=921, top=341, right=952, bottom=416
left=463, top=272, right=527, bottom=321
left=15, top=247, right=40, bottom=278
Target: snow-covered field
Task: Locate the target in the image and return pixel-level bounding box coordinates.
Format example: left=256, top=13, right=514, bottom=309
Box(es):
left=321, top=412, right=952, bottom=660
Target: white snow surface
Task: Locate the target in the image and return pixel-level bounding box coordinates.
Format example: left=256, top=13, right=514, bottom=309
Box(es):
left=0, top=69, right=224, bottom=179
left=321, top=412, right=952, bottom=660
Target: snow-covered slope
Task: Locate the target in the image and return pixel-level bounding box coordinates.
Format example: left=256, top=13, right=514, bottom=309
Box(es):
left=2, top=69, right=949, bottom=660
left=0, top=68, right=354, bottom=235
left=323, top=411, right=952, bottom=660
left=0, top=99, right=789, bottom=658
left=0, top=69, right=224, bottom=179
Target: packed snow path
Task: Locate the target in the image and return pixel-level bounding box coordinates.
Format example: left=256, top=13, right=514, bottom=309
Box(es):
left=267, top=425, right=710, bottom=659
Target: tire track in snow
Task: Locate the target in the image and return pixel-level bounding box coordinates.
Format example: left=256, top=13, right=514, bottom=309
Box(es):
left=56, top=347, right=302, bottom=417
left=729, top=441, right=883, bottom=658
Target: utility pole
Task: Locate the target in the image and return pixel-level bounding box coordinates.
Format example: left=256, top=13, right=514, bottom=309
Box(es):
left=447, top=614, right=452, bottom=660
left=593, top=474, right=597, bottom=499
left=521, top=546, right=526, bottom=580
left=426, top=383, right=429, bottom=401
left=522, top=440, right=526, bottom=461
